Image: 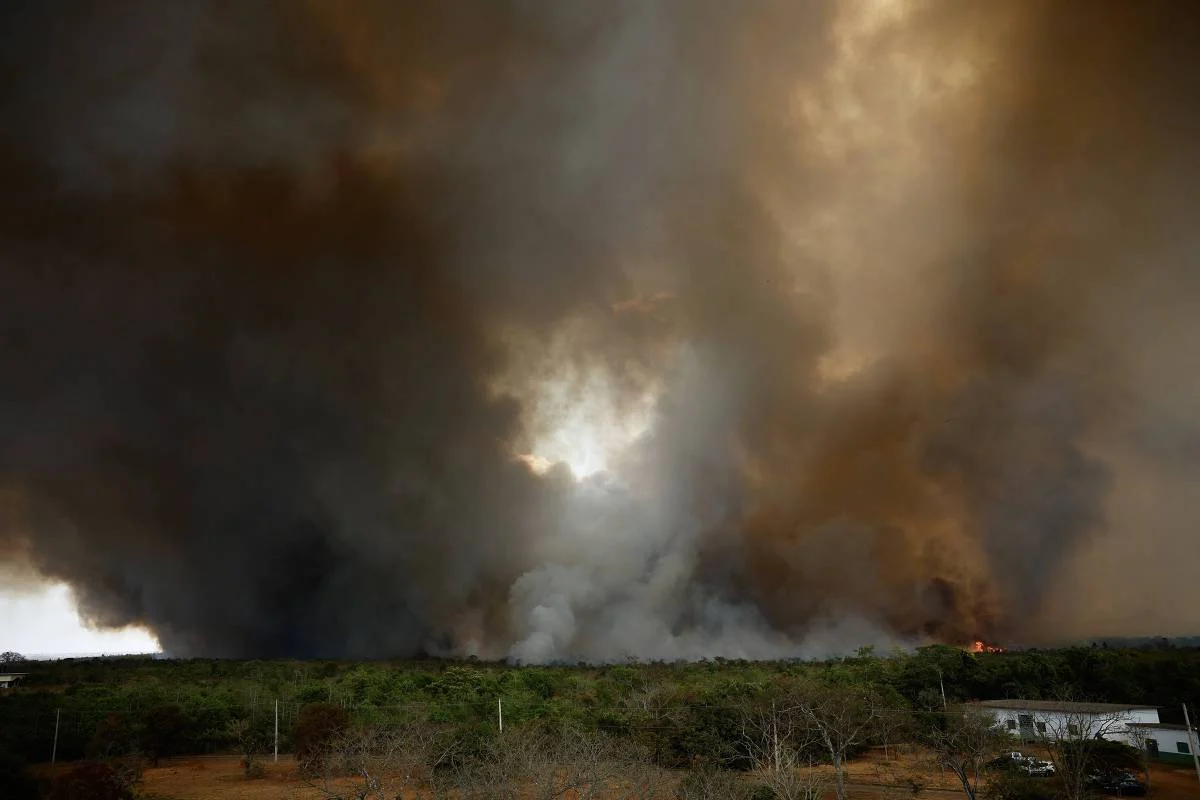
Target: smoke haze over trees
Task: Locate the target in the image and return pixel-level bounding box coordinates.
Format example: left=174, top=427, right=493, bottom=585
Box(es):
left=1, top=0, right=1199, bottom=660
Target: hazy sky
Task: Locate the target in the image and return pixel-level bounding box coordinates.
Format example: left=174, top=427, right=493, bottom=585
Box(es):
left=1, top=1, right=1198, bottom=662
left=0, top=583, right=159, bottom=657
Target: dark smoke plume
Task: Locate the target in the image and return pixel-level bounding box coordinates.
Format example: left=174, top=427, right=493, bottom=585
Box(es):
left=2, top=0, right=1199, bottom=660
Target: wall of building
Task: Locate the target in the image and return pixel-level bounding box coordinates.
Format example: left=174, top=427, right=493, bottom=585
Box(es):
left=988, top=707, right=1160, bottom=745
left=1139, top=727, right=1198, bottom=767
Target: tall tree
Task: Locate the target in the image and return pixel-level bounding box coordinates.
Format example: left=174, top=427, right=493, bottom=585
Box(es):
left=1120, top=725, right=1153, bottom=791
left=1033, top=702, right=1131, bottom=800
left=918, top=707, right=1003, bottom=800
left=739, top=694, right=827, bottom=800
left=293, top=703, right=351, bottom=776
left=226, top=716, right=272, bottom=779
left=140, top=704, right=189, bottom=767
left=793, top=683, right=883, bottom=800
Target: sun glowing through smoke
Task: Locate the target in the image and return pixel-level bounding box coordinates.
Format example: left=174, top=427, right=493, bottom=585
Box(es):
left=517, top=367, right=659, bottom=479
left=524, top=392, right=656, bottom=479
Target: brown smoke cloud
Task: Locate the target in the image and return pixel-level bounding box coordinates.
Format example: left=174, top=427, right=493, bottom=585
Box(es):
left=1, top=0, right=1198, bottom=660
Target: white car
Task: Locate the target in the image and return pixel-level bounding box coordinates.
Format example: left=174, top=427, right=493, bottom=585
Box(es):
left=1020, top=759, right=1056, bottom=777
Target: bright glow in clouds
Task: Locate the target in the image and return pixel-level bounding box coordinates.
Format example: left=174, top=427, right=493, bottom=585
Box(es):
left=522, top=369, right=659, bottom=479
left=0, top=582, right=160, bottom=657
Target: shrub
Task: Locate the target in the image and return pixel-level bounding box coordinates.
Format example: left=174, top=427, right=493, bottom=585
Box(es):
left=661, top=705, right=751, bottom=770
left=676, top=764, right=749, bottom=800
left=1056, top=739, right=1141, bottom=776
left=227, top=716, right=273, bottom=778
left=141, top=704, right=189, bottom=766
left=520, top=669, right=555, bottom=700
left=293, top=703, right=350, bottom=775
left=87, top=713, right=136, bottom=760
left=0, top=751, right=38, bottom=800
left=48, top=762, right=134, bottom=800
left=985, top=773, right=1060, bottom=800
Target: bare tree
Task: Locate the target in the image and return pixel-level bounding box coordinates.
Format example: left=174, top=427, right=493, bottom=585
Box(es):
left=870, top=706, right=918, bottom=788
left=304, top=726, right=398, bottom=800
left=611, top=744, right=672, bottom=800
left=755, top=763, right=827, bottom=800
left=918, top=707, right=1004, bottom=800
left=389, top=719, right=459, bottom=796
left=1030, top=702, right=1131, bottom=800
left=1121, top=725, right=1153, bottom=792
left=305, top=721, right=458, bottom=800
left=226, top=717, right=271, bottom=779
left=439, top=724, right=628, bottom=800
left=625, top=683, right=684, bottom=726
left=793, top=683, right=883, bottom=800
left=622, top=683, right=688, bottom=767
left=675, top=762, right=749, bottom=800
left=431, top=743, right=511, bottom=800
left=739, top=696, right=827, bottom=800
left=528, top=725, right=624, bottom=800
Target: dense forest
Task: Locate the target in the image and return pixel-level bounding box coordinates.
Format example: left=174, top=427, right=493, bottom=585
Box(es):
left=2, top=644, right=1197, bottom=765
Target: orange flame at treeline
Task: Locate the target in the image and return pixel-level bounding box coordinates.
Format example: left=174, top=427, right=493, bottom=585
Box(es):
left=968, top=640, right=1005, bottom=654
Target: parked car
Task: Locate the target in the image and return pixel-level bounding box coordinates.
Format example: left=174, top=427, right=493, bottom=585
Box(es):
left=986, top=755, right=1022, bottom=772
left=1020, top=759, right=1056, bottom=778
left=1086, top=770, right=1146, bottom=797
left=987, top=752, right=1055, bottom=778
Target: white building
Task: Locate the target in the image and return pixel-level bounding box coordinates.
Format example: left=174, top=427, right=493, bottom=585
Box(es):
left=972, top=699, right=1160, bottom=745
left=0, top=671, right=27, bottom=689
left=1127, top=722, right=1199, bottom=767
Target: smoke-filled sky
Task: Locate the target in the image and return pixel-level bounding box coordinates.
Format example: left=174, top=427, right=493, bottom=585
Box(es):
left=2, top=0, right=1199, bottom=662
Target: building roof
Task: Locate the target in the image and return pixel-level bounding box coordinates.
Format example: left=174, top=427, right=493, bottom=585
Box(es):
left=973, top=699, right=1158, bottom=714
left=1127, top=722, right=1192, bottom=732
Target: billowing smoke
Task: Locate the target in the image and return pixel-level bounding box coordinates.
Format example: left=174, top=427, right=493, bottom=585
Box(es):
left=2, top=0, right=1199, bottom=660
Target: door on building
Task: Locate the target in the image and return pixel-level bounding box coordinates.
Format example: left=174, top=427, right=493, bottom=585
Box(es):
left=1018, top=714, right=1035, bottom=741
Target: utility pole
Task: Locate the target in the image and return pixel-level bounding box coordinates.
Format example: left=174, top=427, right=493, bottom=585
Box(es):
left=51, top=708, right=61, bottom=766
left=498, top=698, right=503, bottom=732
left=274, top=700, right=279, bottom=763
left=1183, top=703, right=1200, bottom=786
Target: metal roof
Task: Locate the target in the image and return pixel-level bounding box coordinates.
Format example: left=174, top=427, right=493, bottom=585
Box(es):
left=973, top=699, right=1158, bottom=714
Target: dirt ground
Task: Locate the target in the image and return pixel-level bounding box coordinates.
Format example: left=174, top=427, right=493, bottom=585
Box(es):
left=35, top=753, right=1200, bottom=799
left=143, top=757, right=332, bottom=800
left=1145, top=767, right=1200, bottom=800
left=133, top=757, right=925, bottom=799
left=842, top=747, right=1200, bottom=800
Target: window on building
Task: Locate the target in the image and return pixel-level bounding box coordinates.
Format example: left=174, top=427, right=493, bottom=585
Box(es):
left=1036, top=721, right=1047, bottom=734
left=1179, top=741, right=1192, bottom=755
left=1146, top=739, right=1159, bottom=756
left=1007, top=720, right=1017, bottom=730
left=1067, top=724, right=1080, bottom=736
